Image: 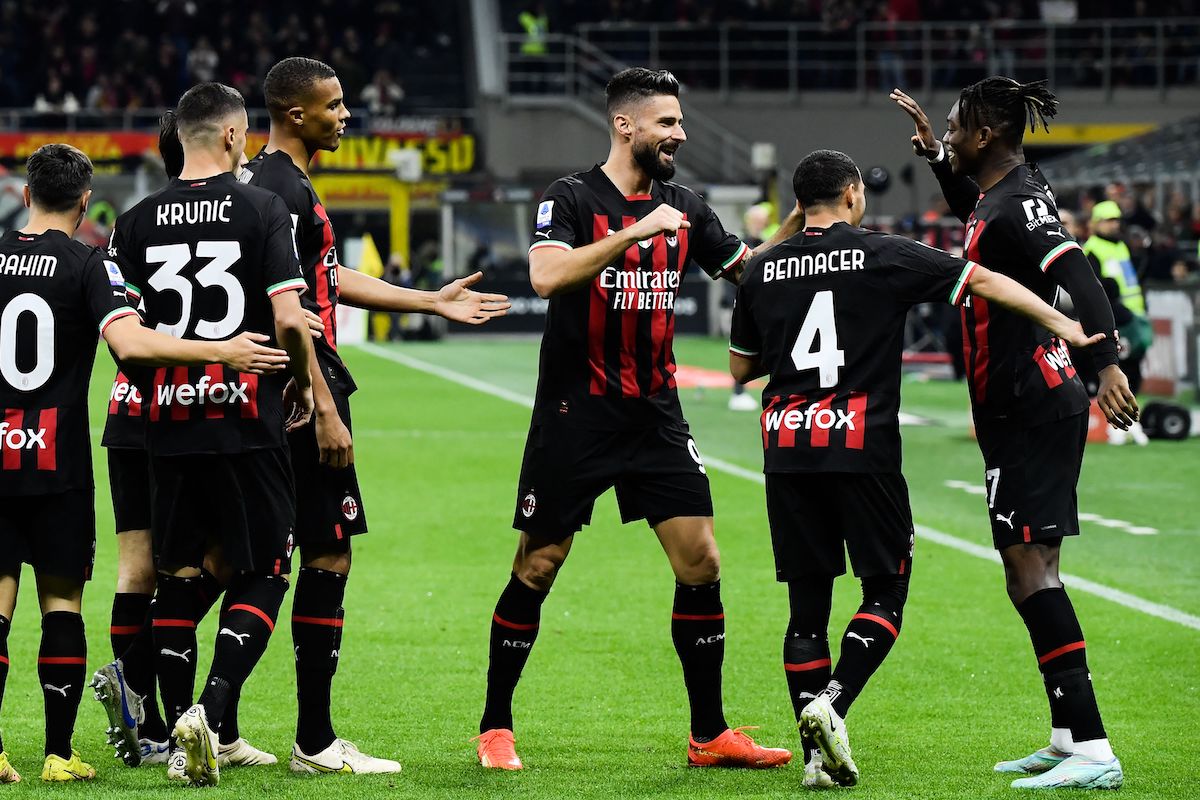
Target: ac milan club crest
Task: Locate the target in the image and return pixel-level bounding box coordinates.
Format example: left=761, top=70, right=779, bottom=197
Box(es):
left=521, top=492, right=537, bottom=518
left=341, top=495, right=359, bottom=521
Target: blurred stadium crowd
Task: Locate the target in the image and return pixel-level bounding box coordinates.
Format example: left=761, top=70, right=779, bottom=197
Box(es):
left=0, top=0, right=466, bottom=114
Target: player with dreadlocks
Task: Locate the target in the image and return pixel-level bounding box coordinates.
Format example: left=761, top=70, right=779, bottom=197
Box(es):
left=891, top=78, right=1135, bottom=791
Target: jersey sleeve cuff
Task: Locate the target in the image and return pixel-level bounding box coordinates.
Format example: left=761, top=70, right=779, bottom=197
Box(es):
left=729, top=343, right=760, bottom=358
left=1039, top=241, right=1082, bottom=273
left=528, top=239, right=573, bottom=254
left=99, top=307, right=138, bottom=333
left=927, top=145, right=947, bottom=165
left=267, top=278, right=309, bottom=297
left=714, top=241, right=752, bottom=279
left=949, top=260, right=978, bottom=306
left=123, top=282, right=142, bottom=300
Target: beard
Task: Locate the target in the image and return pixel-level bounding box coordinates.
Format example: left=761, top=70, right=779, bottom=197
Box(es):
left=632, top=138, right=676, bottom=181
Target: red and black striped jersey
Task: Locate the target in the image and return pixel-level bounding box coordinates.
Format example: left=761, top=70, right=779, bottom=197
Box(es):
left=101, top=369, right=146, bottom=449
left=948, top=162, right=1090, bottom=424
left=107, top=172, right=306, bottom=456
left=240, top=149, right=357, bottom=396
left=0, top=229, right=137, bottom=494
left=730, top=222, right=974, bottom=473
left=529, top=165, right=749, bottom=429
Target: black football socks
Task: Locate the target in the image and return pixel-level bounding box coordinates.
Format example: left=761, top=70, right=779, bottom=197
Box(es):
left=1018, top=587, right=1107, bottom=748
left=480, top=573, right=548, bottom=733
left=825, top=575, right=908, bottom=719
left=784, top=577, right=833, bottom=761
left=151, top=574, right=203, bottom=726
left=110, top=591, right=169, bottom=740
left=671, top=581, right=728, bottom=742
left=292, top=566, right=347, bottom=755
left=198, top=574, right=287, bottom=731
left=39, top=611, right=87, bottom=759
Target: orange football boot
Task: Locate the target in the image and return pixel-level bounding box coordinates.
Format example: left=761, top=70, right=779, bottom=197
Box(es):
left=687, top=726, right=792, bottom=768
left=474, top=729, right=523, bottom=770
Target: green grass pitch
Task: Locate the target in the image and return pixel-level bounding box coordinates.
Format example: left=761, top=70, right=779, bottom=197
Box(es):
left=0, top=335, right=1195, bottom=798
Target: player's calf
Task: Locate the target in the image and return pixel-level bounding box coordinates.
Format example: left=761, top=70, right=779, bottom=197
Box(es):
left=38, top=611, right=87, bottom=763
left=824, top=574, right=908, bottom=719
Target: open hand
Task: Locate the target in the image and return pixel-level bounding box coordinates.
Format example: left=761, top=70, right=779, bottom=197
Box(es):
left=435, top=271, right=512, bottom=325
left=217, top=332, right=289, bottom=375
left=889, top=88, right=942, bottom=159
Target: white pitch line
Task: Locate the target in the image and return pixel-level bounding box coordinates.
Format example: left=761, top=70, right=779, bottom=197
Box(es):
left=354, top=343, right=1200, bottom=633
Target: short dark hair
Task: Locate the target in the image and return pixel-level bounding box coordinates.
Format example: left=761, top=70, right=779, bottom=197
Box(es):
left=264, top=57, right=337, bottom=115
left=158, top=109, right=184, bottom=178
left=25, top=143, right=93, bottom=213
left=175, top=82, right=245, bottom=142
left=793, top=149, right=861, bottom=208
left=605, top=67, right=680, bottom=120
left=956, top=76, right=1058, bottom=144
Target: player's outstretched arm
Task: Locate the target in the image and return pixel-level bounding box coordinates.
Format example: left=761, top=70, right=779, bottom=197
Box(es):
left=271, top=290, right=316, bottom=430
left=103, top=315, right=290, bottom=375
left=338, top=267, right=511, bottom=324
left=889, top=88, right=979, bottom=223
left=530, top=203, right=691, bottom=298
left=966, top=265, right=1105, bottom=349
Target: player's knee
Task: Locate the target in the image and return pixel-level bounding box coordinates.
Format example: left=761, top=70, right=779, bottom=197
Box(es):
left=115, top=569, right=156, bottom=595
left=1001, top=546, right=1061, bottom=605
left=302, top=544, right=352, bottom=576
left=672, top=541, right=721, bottom=585
left=516, top=555, right=561, bottom=592
left=860, top=573, right=910, bottom=631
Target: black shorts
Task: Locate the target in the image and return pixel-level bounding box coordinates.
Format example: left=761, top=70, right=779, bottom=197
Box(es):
left=766, top=472, right=914, bottom=581
left=107, top=447, right=151, bottom=533
left=288, top=392, right=367, bottom=550
left=513, top=419, right=713, bottom=540
left=975, top=412, right=1087, bottom=550
left=0, top=486, right=96, bottom=581
left=151, top=448, right=295, bottom=575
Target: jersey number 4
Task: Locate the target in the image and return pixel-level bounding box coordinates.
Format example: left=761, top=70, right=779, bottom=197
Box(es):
left=146, top=241, right=244, bottom=339
left=790, top=290, right=845, bottom=388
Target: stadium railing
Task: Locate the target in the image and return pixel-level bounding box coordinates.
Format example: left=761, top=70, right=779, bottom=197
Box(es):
left=497, top=33, right=757, bottom=184
left=573, top=18, right=1200, bottom=102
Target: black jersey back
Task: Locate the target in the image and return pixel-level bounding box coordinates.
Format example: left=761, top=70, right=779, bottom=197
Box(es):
left=108, top=172, right=307, bottom=456
left=0, top=229, right=136, bottom=494
left=730, top=222, right=974, bottom=473
left=960, top=164, right=1089, bottom=424
left=529, top=164, right=749, bottom=429
left=240, top=149, right=356, bottom=395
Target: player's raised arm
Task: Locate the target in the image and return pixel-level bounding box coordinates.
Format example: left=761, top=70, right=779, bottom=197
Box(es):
left=338, top=266, right=511, bottom=325
left=889, top=88, right=980, bottom=223
left=529, top=202, right=690, bottom=298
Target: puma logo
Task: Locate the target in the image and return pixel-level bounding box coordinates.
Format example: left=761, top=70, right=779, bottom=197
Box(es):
left=796, top=692, right=818, bottom=701
left=43, top=683, right=71, bottom=697
left=995, top=510, right=1016, bottom=530
left=534, top=230, right=550, bottom=238
left=220, top=628, right=251, bottom=645
left=160, top=648, right=192, bottom=662
left=847, top=632, right=874, bottom=648
left=1045, top=228, right=1066, bottom=238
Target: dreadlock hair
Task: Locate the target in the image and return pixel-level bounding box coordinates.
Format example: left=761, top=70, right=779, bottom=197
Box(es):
left=956, top=77, right=1058, bottom=144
